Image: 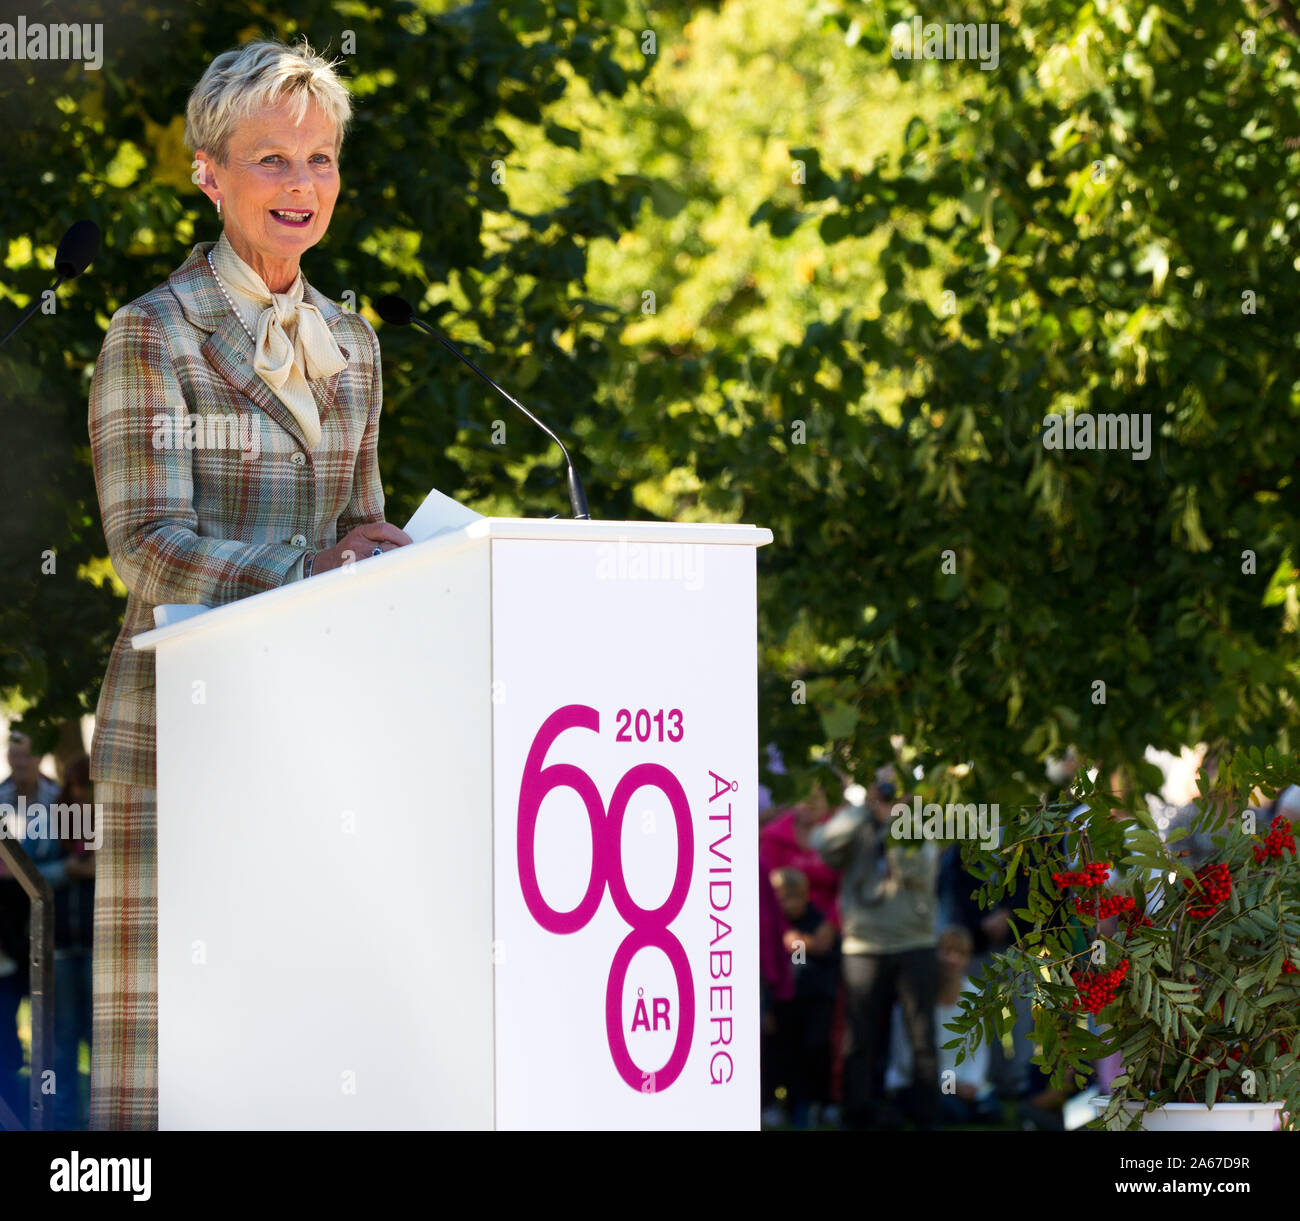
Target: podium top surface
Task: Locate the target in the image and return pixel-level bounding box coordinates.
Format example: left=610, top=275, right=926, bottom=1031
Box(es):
left=131, top=516, right=773, bottom=652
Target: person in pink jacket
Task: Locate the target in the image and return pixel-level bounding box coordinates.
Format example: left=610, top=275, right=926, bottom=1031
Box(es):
left=760, top=779, right=843, bottom=927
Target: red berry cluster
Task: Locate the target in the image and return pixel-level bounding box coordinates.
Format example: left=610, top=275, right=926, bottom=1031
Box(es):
left=1253, top=817, right=1297, bottom=864
left=1283, top=959, right=1298, bottom=975
left=1069, top=958, right=1130, bottom=1014
left=1073, top=893, right=1136, bottom=919
left=1053, top=862, right=1110, bottom=888
left=1183, top=862, right=1232, bottom=919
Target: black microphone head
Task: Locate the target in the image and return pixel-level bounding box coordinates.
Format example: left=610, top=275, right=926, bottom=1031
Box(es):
left=374, top=294, right=415, bottom=326
left=54, top=219, right=101, bottom=280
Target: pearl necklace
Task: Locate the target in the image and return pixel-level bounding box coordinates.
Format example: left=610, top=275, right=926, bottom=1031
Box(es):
left=206, top=248, right=257, bottom=343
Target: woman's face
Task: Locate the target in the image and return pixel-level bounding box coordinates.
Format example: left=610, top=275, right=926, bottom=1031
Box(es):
left=197, top=97, right=340, bottom=291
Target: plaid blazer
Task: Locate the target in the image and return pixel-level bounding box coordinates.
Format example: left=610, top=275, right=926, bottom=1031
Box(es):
left=88, top=242, right=386, bottom=786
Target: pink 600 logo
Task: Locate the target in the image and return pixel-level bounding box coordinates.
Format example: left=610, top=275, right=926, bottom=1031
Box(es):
left=517, top=704, right=695, bottom=1091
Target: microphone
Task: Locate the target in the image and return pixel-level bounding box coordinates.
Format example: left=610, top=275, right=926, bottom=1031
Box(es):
left=374, top=293, right=591, bottom=520
left=55, top=219, right=101, bottom=279
left=0, top=219, right=101, bottom=350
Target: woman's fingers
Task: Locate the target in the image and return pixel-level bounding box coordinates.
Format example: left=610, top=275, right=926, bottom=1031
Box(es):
left=349, top=522, right=414, bottom=552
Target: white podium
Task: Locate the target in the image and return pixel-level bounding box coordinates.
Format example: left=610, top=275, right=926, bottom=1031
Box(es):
left=133, top=517, right=772, bottom=1129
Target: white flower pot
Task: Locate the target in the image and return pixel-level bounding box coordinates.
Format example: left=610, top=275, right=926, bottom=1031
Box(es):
left=1090, top=1097, right=1283, bottom=1131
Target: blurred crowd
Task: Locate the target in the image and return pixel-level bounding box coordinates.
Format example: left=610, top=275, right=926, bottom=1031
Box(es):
left=3, top=719, right=1294, bottom=1132
left=757, top=748, right=1300, bottom=1131
left=0, top=729, right=94, bottom=1129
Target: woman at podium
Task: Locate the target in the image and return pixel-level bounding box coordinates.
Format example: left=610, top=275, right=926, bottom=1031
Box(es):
left=86, top=38, right=411, bottom=1130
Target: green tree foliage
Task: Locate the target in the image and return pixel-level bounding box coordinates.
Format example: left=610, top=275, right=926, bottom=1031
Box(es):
left=1, top=0, right=1298, bottom=811
left=731, top=0, right=1300, bottom=805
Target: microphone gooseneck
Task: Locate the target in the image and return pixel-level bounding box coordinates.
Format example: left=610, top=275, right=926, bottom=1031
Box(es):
left=374, top=293, right=591, bottom=520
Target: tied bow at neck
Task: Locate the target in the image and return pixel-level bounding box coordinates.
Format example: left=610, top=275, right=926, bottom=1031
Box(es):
left=210, top=233, right=348, bottom=449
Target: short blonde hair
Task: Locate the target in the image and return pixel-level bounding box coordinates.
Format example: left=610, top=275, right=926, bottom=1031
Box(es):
left=184, top=38, right=352, bottom=165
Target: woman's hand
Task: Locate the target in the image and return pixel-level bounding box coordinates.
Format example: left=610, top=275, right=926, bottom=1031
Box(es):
left=311, top=522, right=413, bottom=575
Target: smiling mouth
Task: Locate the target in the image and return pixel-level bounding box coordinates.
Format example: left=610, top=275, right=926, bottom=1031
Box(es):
left=270, top=208, right=313, bottom=227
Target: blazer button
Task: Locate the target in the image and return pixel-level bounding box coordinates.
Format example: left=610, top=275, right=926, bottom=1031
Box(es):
left=291, top=534, right=308, bottom=548
left=291, top=451, right=306, bottom=466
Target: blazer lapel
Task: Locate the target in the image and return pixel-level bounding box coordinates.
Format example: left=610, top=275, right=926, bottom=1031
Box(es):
left=170, top=243, right=349, bottom=451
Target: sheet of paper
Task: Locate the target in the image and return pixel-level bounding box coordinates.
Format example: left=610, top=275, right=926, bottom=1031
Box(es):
left=402, top=486, right=485, bottom=543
